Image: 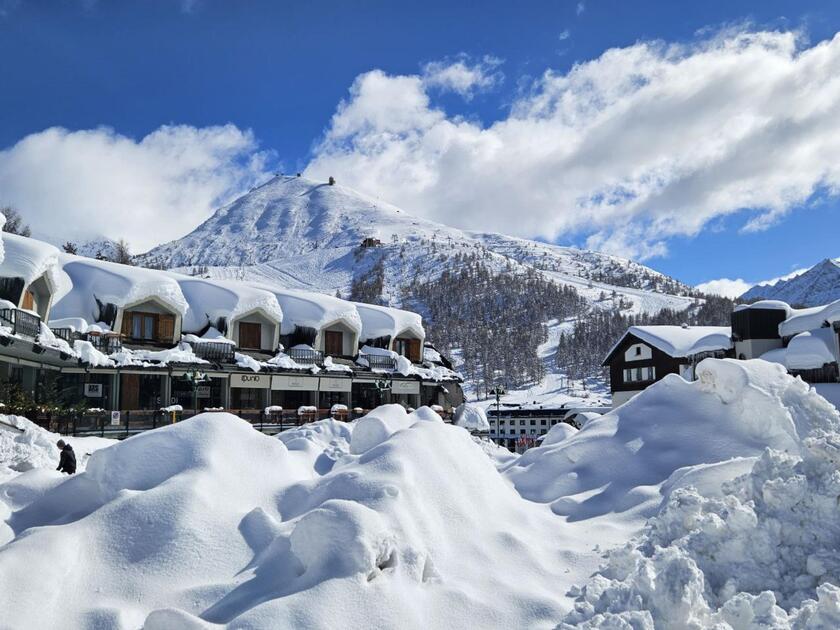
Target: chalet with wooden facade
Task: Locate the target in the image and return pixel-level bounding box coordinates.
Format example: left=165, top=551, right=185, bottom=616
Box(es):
left=602, top=325, right=732, bottom=407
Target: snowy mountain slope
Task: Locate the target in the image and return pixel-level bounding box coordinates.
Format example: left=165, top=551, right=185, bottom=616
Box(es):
left=139, top=175, right=700, bottom=403
left=141, top=174, right=695, bottom=315
left=741, top=258, right=840, bottom=307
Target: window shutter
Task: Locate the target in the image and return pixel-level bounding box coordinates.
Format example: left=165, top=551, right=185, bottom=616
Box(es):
left=121, top=312, right=132, bottom=337
left=158, top=314, right=175, bottom=342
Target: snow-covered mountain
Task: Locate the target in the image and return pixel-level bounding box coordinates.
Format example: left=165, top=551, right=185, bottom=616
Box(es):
left=140, top=175, right=699, bottom=404
left=142, top=175, right=693, bottom=309
left=741, top=258, right=840, bottom=307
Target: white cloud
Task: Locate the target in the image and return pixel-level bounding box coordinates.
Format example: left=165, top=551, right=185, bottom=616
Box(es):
left=576, top=2, right=585, bottom=15
left=0, top=124, right=272, bottom=252
left=696, top=266, right=812, bottom=298
left=695, top=278, right=753, bottom=298
left=421, top=55, right=503, bottom=100
left=558, top=29, right=571, bottom=41
left=307, top=29, right=840, bottom=260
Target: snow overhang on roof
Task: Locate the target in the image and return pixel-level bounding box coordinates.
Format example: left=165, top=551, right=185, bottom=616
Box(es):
left=172, top=276, right=283, bottom=334
left=250, top=284, right=362, bottom=336
left=0, top=233, right=70, bottom=302
left=733, top=300, right=792, bottom=314
left=354, top=302, right=424, bottom=342
left=764, top=328, right=838, bottom=370
left=52, top=254, right=189, bottom=325
left=603, top=325, right=732, bottom=365
left=779, top=299, right=840, bottom=338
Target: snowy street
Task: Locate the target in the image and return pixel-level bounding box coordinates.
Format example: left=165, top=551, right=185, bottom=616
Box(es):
left=3, top=359, right=840, bottom=628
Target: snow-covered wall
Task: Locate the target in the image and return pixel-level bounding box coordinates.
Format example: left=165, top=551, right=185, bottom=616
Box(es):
left=354, top=302, right=424, bottom=344
left=252, top=284, right=362, bottom=337
left=172, top=275, right=282, bottom=335
left=52, top=254, right=189, bottom=327
left=0, top=233, right=70, bottom=315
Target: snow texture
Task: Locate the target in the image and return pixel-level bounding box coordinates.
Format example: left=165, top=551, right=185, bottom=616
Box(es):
left=453, top=402, right=490, bottom=432
left=779, top=298, right=840, bottom=338
left=762, top=328, right=839, bottom=370
left=611, top=325, right=732, bottom=359
left=504, top=359, right=839, bottom=519
left=251, top=283, right=361, bottom=337
left=354, top=302, right=424, bottom=343
left=52, top=253, right=189, bottom=323
left=173, top=275, right=283, bottom=335
left=1, top=232, right=70, bottom=304
left=0, top=408, right=580, bottom=628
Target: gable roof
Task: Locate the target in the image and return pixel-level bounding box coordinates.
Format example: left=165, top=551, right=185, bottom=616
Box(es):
left=603, top=325, right=732, bottom=366
left=354, top=302, right=424, bottom=342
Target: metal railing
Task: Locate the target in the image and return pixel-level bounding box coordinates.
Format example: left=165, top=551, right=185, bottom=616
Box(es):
left=186, top=340, right=235, bottom=363
left=0, top=307, right=42, bottom=339
left=51, top=327, right=75, bottom=343
left=89, top=335, right=123, bottom=354
left=362, top=353, right=397, bottom=370
left=288, top=347, right=323, bottom=365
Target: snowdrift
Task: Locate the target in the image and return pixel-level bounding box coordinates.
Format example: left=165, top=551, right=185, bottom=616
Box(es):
left=0, top=407, right=575, bottom=629
left=561, top=436, right=840, bottom=629
left=503, top=359, right=840, bottom=520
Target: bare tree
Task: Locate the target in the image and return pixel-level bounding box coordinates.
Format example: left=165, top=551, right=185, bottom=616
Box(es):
left=113, top=239, right=133, bottom=265
left=1, top=206, right=31, bottom=237
left=63, top=241, right=78, bottom=254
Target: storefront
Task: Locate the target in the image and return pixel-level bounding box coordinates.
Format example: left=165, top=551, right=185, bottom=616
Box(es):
left=318, top=375, right=352, bottom=408
left=119, top=371, right=166, bottom=410
left=170, top=372, right=227, bottom=410
left=229, top=372, right=270, bottom=410
left=55, top=369, right=117, bottom=409
left=390, top=378, right=420, bottom=409
left=271, top=373, right=318, bottom=408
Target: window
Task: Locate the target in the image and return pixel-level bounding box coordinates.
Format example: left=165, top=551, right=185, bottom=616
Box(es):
left=324, top=330, right=343, bottom=356
left=530, top=419, right=536, bottom=425
left=623, top=366, right=657, bottom=383
left=635, top=346, right=642, bottom=356
left=541, top=419, right=547, bottom=426
left=239, top=322, right=262, bottom=349
left=123, top=311, right=175, bottom=342
left=394, top=338, right=422, bottom=362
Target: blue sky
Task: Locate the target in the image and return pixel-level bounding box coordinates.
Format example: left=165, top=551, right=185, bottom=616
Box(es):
left=2, top=0, right=840, bottom=293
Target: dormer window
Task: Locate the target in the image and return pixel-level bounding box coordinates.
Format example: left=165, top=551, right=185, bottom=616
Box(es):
left=122, top=310, right=175, bottom=343
left=394, top=337, right=422, bottom=362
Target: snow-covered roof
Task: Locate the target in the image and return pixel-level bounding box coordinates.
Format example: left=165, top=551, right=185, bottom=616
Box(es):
left=779, top=299, right=840, bottom=338
left=51, top=254, right=189, bottom=324
left=605, top=325, right=732, bottom=362
left=761, top=328, right=838, bottom=370
left=733, top=300, right=792, bottom=314
left=0, top=233, right=70, bottom=302
left=353, top=302, right=424, bottom=342
left=171, top=275, right=283, bottom=334
left=250, top=284, right=362, bottom=335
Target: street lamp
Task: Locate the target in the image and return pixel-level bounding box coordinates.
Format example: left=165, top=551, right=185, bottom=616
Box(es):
left=184, top=368, right=210, bottom=415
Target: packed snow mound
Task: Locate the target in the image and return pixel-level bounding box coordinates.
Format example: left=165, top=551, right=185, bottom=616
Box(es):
left=504, top=359, right=840, bottom=520
left=0, top=409, right=577, bottom=629
left=561, top=434, right=840, bottom=629
left=453, top=402, right=490, bottom=432
left=540, top=422, right=579, bottom=446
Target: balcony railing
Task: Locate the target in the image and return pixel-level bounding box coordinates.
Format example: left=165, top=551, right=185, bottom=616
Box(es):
left=0, top=307, right=42, bottom=339
left=89, top=334, right=123, bottom=354
left=187, top=340, right=236, bottom=363
left=361, top=353, right=397, bottom=370
left=51, top=327, right=75, bottom=343
left=288, top=347, right=323, bottom=365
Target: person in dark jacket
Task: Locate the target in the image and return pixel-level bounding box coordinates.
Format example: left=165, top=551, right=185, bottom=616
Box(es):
left=56, top=440, right=76, bottom=474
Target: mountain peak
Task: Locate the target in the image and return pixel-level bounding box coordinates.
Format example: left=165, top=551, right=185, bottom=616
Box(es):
left=741, top=257, right=840, bottom=307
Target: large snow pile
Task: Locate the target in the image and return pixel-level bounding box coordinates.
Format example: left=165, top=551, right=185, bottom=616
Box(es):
left=0, top=407, right=578, bottom=628
left=561, top=435, right=840, bottom=629
left=504, top=359, right=840, bottom=520
left=453, top=402, right=490, bottom=432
